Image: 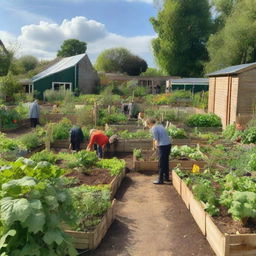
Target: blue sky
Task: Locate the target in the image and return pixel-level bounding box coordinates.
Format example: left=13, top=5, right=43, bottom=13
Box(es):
left=0, top=0, right=158, bottom=67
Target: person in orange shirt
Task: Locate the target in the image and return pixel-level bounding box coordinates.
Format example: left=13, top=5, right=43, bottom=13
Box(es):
left=86, top=129, right=109, bottom=158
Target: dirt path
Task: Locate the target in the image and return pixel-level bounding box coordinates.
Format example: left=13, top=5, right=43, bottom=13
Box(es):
left=82, top=172, right=214, bottom=256
left=5, top=127, right=34, bottom=139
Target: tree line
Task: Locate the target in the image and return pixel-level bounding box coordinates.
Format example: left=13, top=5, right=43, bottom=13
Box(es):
left=151, top=0, right=256, bottom=76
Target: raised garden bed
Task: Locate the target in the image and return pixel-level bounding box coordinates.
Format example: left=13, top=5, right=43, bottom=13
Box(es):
left=0, top=119, right=30, bottom=132
left=172, top=171, right=256, bottom=256
left=134, top=158, right=206, bottom=171
left=65, top=199, right=116, bottom=250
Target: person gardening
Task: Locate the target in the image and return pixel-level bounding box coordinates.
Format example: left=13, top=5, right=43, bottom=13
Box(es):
left=69, top=125, right=84, bottom=151
left=29, top=99, right=40, bottom=128
left=146, top=118, right=172, bottom=184
left=86, top=129, right=109, bottom=158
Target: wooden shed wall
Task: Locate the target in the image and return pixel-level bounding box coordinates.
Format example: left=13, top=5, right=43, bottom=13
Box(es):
left=214, top=77, right=229, bottom=127
left=78, top=56, right=99, bottom=94
left=237, top=68, right=256, bottom=119
left=208, top=78, right=215, bottom=113
left=229, top=77, right=239, bottom=125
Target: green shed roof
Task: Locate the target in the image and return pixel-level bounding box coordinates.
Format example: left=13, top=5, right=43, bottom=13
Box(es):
left=32, top=53, right=86, bottom=82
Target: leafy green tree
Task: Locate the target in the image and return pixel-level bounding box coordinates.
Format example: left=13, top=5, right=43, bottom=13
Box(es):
left=57, top=39, right=87, bottom=57
left=150, top=0, right=212, bottom=77
left=140, top=67, right=165, bottom=76
left=0, top=49, right=13, bottom=76
left=0, top=73, right=20, bottom=101
left=18, top=55, right=39, bottom=72
left=95, top=47, right=148, bottom=75
left=206, top=0, right=256, bottom=73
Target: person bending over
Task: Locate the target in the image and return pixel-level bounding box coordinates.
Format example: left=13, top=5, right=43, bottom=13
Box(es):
left=69, top=125, right=84, bottom=151
left=86, top=129, right=109, bottom=158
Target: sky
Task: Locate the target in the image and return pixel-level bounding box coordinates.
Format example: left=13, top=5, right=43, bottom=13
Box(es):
left=0, top=0, right=159, bottom=67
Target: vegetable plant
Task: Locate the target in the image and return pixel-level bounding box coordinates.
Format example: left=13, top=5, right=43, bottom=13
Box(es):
left=0, top=177, right=77, bottom=256
left=186, top=114, right=222, bottom=127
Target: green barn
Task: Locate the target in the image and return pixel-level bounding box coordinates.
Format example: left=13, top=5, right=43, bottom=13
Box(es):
left=32, top=53, right=99, bottom=99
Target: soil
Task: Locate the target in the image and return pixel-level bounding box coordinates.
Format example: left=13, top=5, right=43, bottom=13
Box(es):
left=5, top=127, right=34, bottom=138
left=80, top=153, right=214, bottom=256
left=213, top=206, right=256, bottom=234
left=65, top=168, right=114, bottom=186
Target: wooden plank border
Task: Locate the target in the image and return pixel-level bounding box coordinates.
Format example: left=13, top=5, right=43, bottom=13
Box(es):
left=134, top=160, right=206, bottom=172
left=172, top=171, right=256, bottom=256
left=65, top=199, right=117, bottom=250
left=109, top=169, right=126, bottom=199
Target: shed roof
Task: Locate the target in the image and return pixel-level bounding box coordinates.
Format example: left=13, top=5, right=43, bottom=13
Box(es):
left=207, top=62, right=256, bottom=77
left=171, top=78, right=208, bottom=85
left=32, top=53, right=86, bottom=82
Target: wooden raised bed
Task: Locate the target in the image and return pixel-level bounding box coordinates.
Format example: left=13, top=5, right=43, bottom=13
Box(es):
left=1, top=119, right=30, bottom=132
left=51, top=138, right=207, bottom=153
left=172, top=171, right=256, bottom=256
left=109, top=168, right=126, bottom=199
left=65, top=199, right=116, bottom=250
left=133, top=158, right=206, bottom=172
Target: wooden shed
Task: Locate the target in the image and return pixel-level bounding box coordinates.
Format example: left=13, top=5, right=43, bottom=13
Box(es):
left=32, top=53, right=99, bottom=99
left=207, top=62, right=256, bottom=128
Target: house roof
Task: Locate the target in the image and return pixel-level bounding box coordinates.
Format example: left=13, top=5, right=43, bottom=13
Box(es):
left=207, top=62, right=256, bottom=77
left=32, top=53, right=86, bottom=82
left=171, top=78, right=209, bottom=85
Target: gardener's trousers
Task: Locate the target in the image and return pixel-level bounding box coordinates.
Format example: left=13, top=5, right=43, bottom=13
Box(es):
left=158, top=144, right=171, bottom=182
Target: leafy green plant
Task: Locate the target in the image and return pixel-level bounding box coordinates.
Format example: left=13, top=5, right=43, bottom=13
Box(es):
left=133, top=149, right=142, bottom=160
left=171, top=145, right=206, bottom=160
left=241, top=127, right=256, bottom=144
left=70, top=185, right=111, bottom=231
left=19, top=132, right=43, bottom=150
left=167, top=125, right=187, bottom=139
left=192, top=181, right=219, bottom=216
left=227, top=191, right=256, bottom=223
left=58, top=150, right=98, bottom=170
left=119, top=130, right=151, bottom=139
left=98, top=110, right=127, bottom=125
left=0, top=177, right=77, bottom=255
left=97, top=158, right=125, bottom=176
left=31, top=150, right=58, bottom=164
left=52, top=118, right=72, bottom=140
left=186, top=114, right=222, bottom=127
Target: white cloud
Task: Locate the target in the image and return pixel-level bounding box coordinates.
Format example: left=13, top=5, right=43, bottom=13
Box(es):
left=0, top=16, right=156, bottom=66
left=125, top=0, right=153, bottom=3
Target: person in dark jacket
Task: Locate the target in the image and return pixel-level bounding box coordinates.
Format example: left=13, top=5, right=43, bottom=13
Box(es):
left=69, top=126, right=84, bottom=151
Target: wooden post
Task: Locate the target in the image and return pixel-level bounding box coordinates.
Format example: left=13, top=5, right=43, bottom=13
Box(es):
left=94, top=101, right=98, bottom=126
left=45, top=124, right=53, bottom=151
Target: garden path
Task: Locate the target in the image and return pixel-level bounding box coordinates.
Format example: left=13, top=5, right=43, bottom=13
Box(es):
left=82, top=172, right=214, bottom=256
left=5, top=127, right=34, bottom=138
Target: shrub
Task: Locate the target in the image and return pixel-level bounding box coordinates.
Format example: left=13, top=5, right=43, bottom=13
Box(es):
left=167, top=126, right=187, bottom=139
left=98, top=110, right=127, bottom=125
left=186, top=114, right=222, bottom=127
left=0, top=105, right=22, bottom=128
left=19, top=132, right=42, bottom=150
left=31, top=149, right=58, bottom=164
left=223, top=124, right=236, bottom=140
left=44, top=88, right=74, bottom=103
left=241, top=127, right=256, bottom=144
left=52, top=118, right=72, bottom=140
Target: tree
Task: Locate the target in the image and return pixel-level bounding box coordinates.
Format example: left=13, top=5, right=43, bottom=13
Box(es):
left=18, top=55, right=39, bottom=72
left=0, top=43, right=13, bottom=76
left=140, top=67, right=165, bottom=76
left=57, top=39, right=87, bottom=57
left=205, top=0, right=256, bottom=73
left=0, top=73, right=20, bottom=101
left=150, top=0, right=212, bottom=77
left=95, top=48, right=148, bottom=75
